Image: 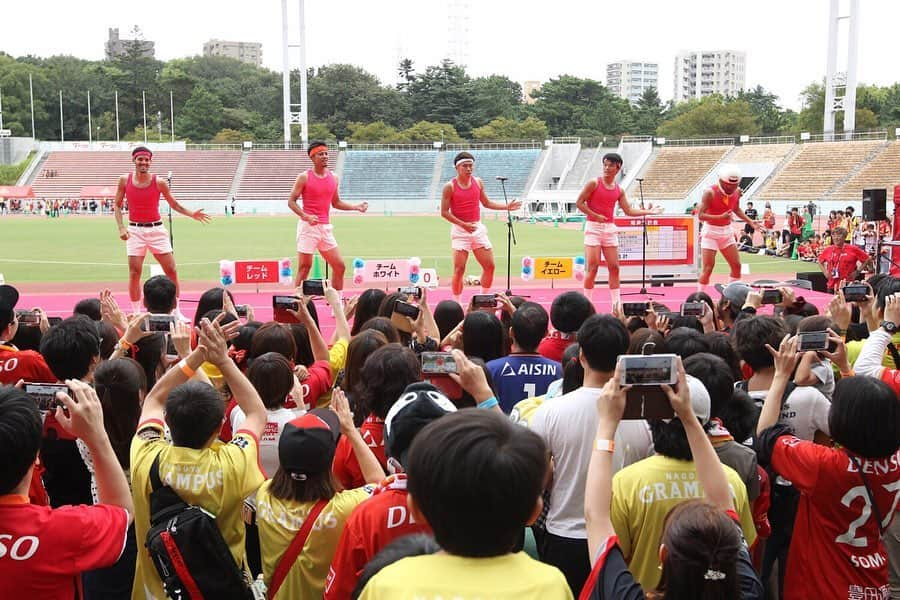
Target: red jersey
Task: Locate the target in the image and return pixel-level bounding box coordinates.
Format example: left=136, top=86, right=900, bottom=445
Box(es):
left=585, top=179, right=620, bottom=223
left=818, top=244, right=870, bottom=289
left=0, top=498, right=129, bottom=599
left=538, top=331, right=576, bottom=363
left=324, top=475, right=430, bottom=600
left=332, top=415, right=386, bottom=489
left=771, top=435, right=898, bottom=600
left=0, top=344, right=56, bottom=385
left=706, top=184, right=739, bottom=226
left=302, top=169, right=337, bottom=224
left=125, top=173, right=161, bottom=222
left=449, top=177, right=481, bottom=223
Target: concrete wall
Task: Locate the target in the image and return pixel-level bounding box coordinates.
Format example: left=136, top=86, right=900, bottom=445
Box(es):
left=0, top=137, right=36, bottom=165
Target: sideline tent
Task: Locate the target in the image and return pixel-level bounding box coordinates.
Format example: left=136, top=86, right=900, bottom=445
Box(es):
left=80, top=185, right=117, bottom=198
left=0, top=185, right=35, bottom=198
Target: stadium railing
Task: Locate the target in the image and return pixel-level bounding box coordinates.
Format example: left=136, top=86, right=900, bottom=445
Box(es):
left=663, top=137, right=736, bottom=147
left=443, top=142, right=544, bottom=150
left=747, top=135, right=796, bottom=145
left=807, top=131, right=888, bottom=142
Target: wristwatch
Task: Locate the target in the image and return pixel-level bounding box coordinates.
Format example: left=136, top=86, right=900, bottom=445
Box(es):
left=880, top=321, right=898, bottom=334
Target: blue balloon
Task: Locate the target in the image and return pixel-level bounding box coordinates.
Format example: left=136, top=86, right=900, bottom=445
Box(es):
left=522, top=266, right=532, bottom=275
left=409, top=273, right=420, bottom=283
left=574, top=256, right=586, bottom=265
left=280, top=268, right=292, bottom=276
left=220, top=276, right=233, bottom=286
left=353, top=258, right=365, bottom=269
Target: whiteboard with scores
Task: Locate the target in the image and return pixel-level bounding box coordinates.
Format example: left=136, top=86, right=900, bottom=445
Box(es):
left=593, top=215, right=700, bottom=283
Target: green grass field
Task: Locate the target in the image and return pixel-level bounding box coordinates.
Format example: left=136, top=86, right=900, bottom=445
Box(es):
left=0, top=214, right=803, bottom=284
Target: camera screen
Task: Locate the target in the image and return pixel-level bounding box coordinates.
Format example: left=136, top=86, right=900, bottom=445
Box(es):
left=398, top=286, right=422, bottom=299
left=25, top=383, right=68, bottom=412
left=15, top=309, right=39, bottom=325
left=301, top=280, right=325, bottom=297
left=761, top=289, right=782, bottom=304
left=681, top=302, right=705, bottom=317
left=393, top=301, right=420, bottom=319
left=798, top=331, right=828, bottom=352
left=842, top=284, right=868, bottom=302
left=473, top=294, right=497, bottom=308
left=621, top=355, right=676, bottom=386
left=421, top=352, right=458, bottom=374
left=146, top=315, right=176, bottom=332
left=623, top=302, right=649, bottom=317
left=272, top=296, right=299, bottom=311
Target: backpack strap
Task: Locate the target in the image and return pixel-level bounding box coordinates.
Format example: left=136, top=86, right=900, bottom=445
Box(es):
left=149, top=452, right=164, bottom=491
left=267, top=499, right=328, bottom=600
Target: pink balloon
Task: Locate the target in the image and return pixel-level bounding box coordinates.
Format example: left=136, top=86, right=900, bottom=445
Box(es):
left=353, top=274, right=364, bottom=285
left=522, top=257, right=533, bottom=267
left=574, top=270, right=585, bottom=281
left=409, top=265, right=420, bottom=275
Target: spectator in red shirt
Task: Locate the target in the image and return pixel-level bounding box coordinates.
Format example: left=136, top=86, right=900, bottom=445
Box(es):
left=538, top=292, right=595, bottom=362
left=325, top=382, right=455, bottom=599
left=0, top=381, right=133, bottom=598
left=0, top=285, right=56, bottom=386
left=818, top=226, right=872, bottom=291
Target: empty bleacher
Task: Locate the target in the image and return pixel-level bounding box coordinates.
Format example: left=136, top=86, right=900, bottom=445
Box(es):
left=339, top=151, right=437, bottom=202
left=438, top=149, right=540, bottom=199
left=756, top=141, right=884, bottom=200
left=832, top=141, right=900, bottom=200
left=726, top=143, right=795, bottom=163
left=31, top=151, right=241, bottom=200
left=628, top=146, right=731, bottom=199
left=235, top=150, right=336, bottom=201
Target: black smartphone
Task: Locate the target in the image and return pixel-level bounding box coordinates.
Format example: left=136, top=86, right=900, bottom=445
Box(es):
left=680, top=302, right=706, bottom=317
left=421, top=352, right=458, bottom=374
left=623, top=302, right=650, bottom=317
left=25, top=382, right=69, bottom=412
left=761, top=289, right=783, bottom=305
left=235, top=304, right=250, bottom=318
left=145, top=314, right=176, bottom=332
left=472, top=294, right=498, bottom=309
left=15, top=309, right=39, bottom=326
left=272, top=295, right=300, bottom=324
left=798, top=331, right=829, bottom=352
left=393, top=301, right=421, bottom=320
left=301, top=279, right=326, bottom=297
left=47, top=316, right=62, bottom=327
left=398, top=286, right=422, bottom=300
left=841, top=283, right=869, bottom=303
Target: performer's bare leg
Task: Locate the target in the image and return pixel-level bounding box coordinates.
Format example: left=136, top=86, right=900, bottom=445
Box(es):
left=472, top=247, right=495, bottom=293
left=698, top=249, right=718, bottom=286
left=295, top=252, right=313, bottom=286
left=319, top=246, right=346, bottom=291
left=583, top=245, right=602, bottom=300
left=451, top=250, right=469, bottom=299
left=127, top=255, right=145, bottom=304
left=601, top=245, right=621, bottom=305
left=720, top=244, right=743, bottom=281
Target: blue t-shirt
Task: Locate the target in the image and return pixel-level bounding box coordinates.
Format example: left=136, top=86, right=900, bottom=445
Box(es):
left=487, top=354, right=561, bottom=413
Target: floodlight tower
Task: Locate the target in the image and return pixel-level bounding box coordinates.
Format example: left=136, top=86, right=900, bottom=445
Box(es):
left=281, top=0, right=309, bottom=147
left=447, top=0, right=471, bottom=67
left=823, top=0, right=860, bottom=140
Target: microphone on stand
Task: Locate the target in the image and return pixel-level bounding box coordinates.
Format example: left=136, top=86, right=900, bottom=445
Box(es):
left=496, top=176, right=508, bottom=181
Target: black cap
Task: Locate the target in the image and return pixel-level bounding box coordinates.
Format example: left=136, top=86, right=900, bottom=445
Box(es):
left=714, top=281, right=752, bottom=307
left=278, top=408, right=341, bottom=479
left=384, top=382, right=456, bottom=468
left=0, top=284, right=20, bottom=331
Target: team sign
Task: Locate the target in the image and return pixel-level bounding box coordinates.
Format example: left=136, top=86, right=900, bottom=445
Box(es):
left=534, top=257, right=573, bottom=280
left=613, top=216, right=696, bottom=267
left=234, top=260, right=280, bottom=284
left=362, top=260, right=410, bottom=282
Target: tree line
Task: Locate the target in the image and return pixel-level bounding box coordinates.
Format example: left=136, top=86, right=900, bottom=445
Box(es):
left=1, top=41, right=898, bottom=145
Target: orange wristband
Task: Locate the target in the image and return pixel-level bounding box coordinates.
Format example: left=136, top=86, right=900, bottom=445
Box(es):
left=179, top=359, right=195, bottom=378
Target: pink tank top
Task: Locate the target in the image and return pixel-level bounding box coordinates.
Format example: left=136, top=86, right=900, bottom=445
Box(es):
left=125, top=174, right=161, bottom=222
left=303, top=169, right=337, bottom=224
left=586, top=179, right=620, bottom=222
left=450, top=178, right=481, bottom=223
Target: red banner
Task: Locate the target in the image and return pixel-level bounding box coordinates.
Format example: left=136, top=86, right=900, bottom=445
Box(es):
left=234, top=260, right=280, bottom=284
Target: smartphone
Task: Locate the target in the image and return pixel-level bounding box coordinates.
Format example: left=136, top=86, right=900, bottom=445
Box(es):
left=623, top=302, right=650, bottom=317
left=623, top=387, right=676, bottom=420
left=235, top=304, right=250, bottom=318
left=841, top=283, right=869, bottom=303
left=680, top=302, right=706, bottom=317
left=144, top=314, right=176, bottom=332
left=619, top=354, right=679, bottom=386
left=47, top=316, right=62, bottom=327
left=301, top=279, right=326, bottom=297
left=421, top=352, right=458, bottom=375
left=761, top=289, right=783, bottom=305
left=272, top=295, right=300, bottom=324
left=15, top=309, right=39, bottom=326
left=472, top=294, right=498, bottom=309
left=798, top=330, right=829, bottom=352
left=393, top=301, right=421, bottom=320
left=398, top=286, right=422, bottom=300
left=25, top=382, right=69, bottom=412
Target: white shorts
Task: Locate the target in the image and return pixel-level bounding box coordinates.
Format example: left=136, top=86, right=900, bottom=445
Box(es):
left=451, top=222, right=492, bottom=252
left=700, top=224, right=737, bottom=251
left=126, top=224, right=172, bottom=257
left=584, top=221, right=619, bottom=247
left=297, top=221, right=338, bottom=255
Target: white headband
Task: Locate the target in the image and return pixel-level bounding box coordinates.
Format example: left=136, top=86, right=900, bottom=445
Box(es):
left=455, top=158, right=474, bottom=166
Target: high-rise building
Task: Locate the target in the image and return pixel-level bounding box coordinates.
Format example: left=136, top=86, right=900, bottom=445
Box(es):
left=105, top=28, right=155, bottom=60
left=522, top=81, right=541, bottom=105
left=203, top=40, right=263, bottom=67
left=606, top=61, right=659, bottom=105
left=673, top=50, right=746, bottom=103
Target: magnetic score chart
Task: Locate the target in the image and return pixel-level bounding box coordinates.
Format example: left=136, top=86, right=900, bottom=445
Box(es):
left=597, top=216, right=700, bottom=282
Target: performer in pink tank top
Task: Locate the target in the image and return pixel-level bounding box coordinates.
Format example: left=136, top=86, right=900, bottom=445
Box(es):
left=575, top=152, right=661, bottom=306
left=440, top=151, right=522, bottom=303
left=288, top=141, right=368, bottom=291
left=114, top=146, right=211, bottom=313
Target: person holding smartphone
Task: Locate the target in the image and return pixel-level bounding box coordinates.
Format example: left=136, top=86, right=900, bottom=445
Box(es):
left=441, top=152, right=522, bottom=305
left=288, top=141, right=368, bottom=292
left=818, top=226, right=872, bottom=292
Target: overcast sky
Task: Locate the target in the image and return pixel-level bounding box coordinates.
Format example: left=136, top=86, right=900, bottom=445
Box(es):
left=3, top=1, right=898, bottom=110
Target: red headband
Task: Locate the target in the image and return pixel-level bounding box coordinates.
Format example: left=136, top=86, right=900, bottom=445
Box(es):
left=133, top=150, right=152, bottom=160
left=309, top=147, right=327, bottom=157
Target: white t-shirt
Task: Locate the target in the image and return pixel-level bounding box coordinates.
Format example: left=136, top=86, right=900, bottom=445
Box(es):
left=808, top=359, right=835, bottom=400
left=747, top=385, right=831, bottom=441
left=531, top=385, right=654, bottom=539
left=231, top=405, right=306, bottom=478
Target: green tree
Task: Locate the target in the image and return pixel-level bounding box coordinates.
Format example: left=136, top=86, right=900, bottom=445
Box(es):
left=794, top=82, right=826, bottom=133
left=471, top=116, right=548, bottom=141
left=306, top=122, right=336, bottom=141
left=527, top=75, right=633, bottom=137
left=307, top=64, right=407, bottom=138
left=657, top=95, right=760, bottom=138
left=406, top=59, right=475, bottom=137
left=346, top=121, right=400, bottom=143
left=177, top=86, right=224, bottom=141
left=399, top=121, right=463, bottom=143
left=397, top=58, right=415, bottom=90
left=737, top=85, right=790, bottom=135
left=211, top=128, right=244, bottom=143
left=632, top=87, right=665, bottom=135
left=462, top=75, right=522, bottom=128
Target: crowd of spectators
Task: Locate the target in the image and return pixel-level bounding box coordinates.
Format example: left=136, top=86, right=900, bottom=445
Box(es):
left=1, top=273, right=899, bottom=599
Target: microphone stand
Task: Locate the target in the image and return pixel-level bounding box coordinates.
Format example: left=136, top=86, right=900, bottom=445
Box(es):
left=166, top=171, right=174, bottom=249
left=622, top=178, right=663, bottom=297
left=497, top=176, right=516, bottom=296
